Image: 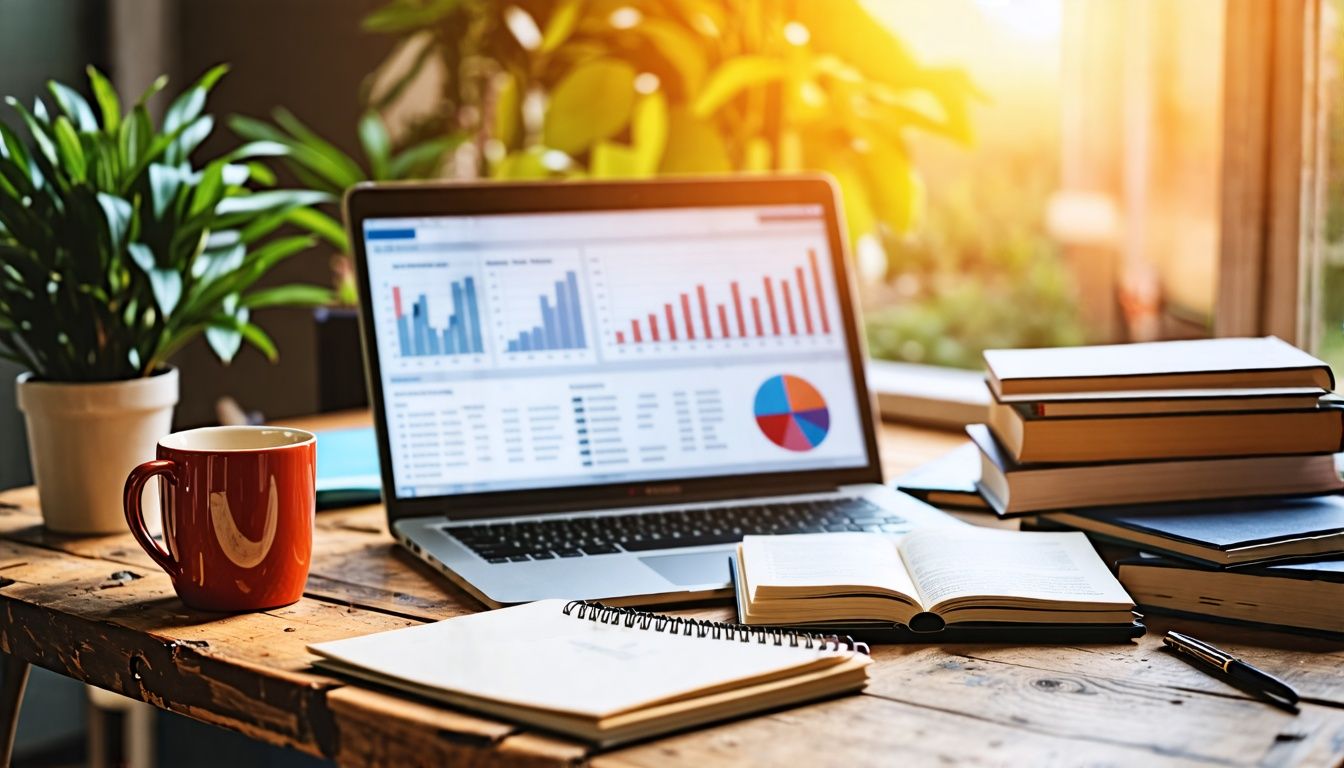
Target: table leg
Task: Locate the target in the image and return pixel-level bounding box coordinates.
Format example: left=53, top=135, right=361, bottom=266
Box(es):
left=0, top=653, right=29, bottom=768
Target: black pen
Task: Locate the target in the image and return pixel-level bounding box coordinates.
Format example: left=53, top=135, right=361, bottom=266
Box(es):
left=1163, top=631, right=1299, bottom=708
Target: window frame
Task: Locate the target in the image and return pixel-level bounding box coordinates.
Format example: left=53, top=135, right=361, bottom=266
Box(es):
left=1216, top=0, right=1322, bottom=345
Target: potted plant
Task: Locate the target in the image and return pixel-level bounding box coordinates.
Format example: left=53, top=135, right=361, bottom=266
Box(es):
left=0, top=66, right=332, bottom=533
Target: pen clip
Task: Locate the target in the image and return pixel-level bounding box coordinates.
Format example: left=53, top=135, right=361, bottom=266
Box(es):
left=1165, top=632, right=1233, bottom=672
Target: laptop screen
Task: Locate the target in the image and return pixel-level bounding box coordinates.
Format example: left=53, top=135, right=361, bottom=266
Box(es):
left=361, top=204, right=873, bottom=499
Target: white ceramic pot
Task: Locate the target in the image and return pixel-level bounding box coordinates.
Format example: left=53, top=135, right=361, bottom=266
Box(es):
left=16, top=368, right=178, bottom=534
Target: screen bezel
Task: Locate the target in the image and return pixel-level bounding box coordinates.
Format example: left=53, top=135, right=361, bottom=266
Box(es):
left=344, top=175, right=884, bottom=524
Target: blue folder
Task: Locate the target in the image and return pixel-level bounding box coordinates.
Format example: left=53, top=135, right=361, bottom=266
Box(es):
left=315, top=428, right=382, bottom=509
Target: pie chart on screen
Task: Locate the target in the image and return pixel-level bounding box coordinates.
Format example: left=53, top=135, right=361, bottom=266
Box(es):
left=754, top=374, right=830, bottom=452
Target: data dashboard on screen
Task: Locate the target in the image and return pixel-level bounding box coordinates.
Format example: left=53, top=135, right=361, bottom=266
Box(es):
left=361, top=204, right=871, bottom=499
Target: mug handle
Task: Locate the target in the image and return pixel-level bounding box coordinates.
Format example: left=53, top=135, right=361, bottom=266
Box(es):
left=123, top=459, right=180, bottom=577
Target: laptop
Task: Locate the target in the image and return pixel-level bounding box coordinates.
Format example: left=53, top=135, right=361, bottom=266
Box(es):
left=345, top=176, right=956, bottom=608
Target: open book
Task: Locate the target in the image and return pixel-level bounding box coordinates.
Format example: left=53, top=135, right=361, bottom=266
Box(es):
left=736, top=528, right=1135, bottom=630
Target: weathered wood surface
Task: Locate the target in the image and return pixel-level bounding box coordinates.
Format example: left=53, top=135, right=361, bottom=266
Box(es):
left=1, top=411, right=1343, bottom=767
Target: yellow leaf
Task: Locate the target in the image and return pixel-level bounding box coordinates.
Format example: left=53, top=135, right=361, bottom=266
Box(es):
left=631, top=92, right=668, bottom=176
left=491, top=147, right=550, bottom=179
left=540, top=0, right=584, bottom=54
left=543, top=59, right=637, bottom=155
left=636, top=19, right=709, bottom=94
left=744, top=137, right=771, bottom=171
left=591, top=141, right=640, bottom=177
left=693, top=56, right=790, bottom=118
left=493, top=71, right=522, bottom=148
left=823, top=157, right=875, bottom=243
left=659, top=107, right=731, bottom=173
left=862, top=140, right=923, bottom=233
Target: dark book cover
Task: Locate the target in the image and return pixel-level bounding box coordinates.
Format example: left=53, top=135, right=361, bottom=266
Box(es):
left=892, top=443, right=987, bottom=510
left=1050, top=495, right=1344, bottom=557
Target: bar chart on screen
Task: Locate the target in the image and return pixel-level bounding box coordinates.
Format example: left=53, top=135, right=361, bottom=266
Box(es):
left=587, top=239, right=843, bottom=360
left=483, top=250, right=597, bottom=366
left=375, top=261, right=491, bottom=373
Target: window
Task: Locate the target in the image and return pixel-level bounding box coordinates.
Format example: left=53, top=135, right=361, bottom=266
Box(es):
left=1309, top=0, right=1344, bottom=375
left=861, top=0, right=1227, bottom=370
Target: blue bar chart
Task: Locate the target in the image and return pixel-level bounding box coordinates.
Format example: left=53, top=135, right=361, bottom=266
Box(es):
left=505, top=271, right=587, bottom=352
left=393, top=280, right=485, bottom=357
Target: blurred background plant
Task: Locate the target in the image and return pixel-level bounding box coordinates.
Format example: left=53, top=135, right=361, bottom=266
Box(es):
left=229, top=109, right=462, bottom=305
left=864, top=146, right=1086, bottom=368
left=239, top=0, right=1089, bottom=368
left=0, top=65, right=332, bottom=382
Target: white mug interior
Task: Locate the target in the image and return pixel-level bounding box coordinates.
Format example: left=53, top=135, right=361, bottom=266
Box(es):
left=159, top=426, right=315, bottom=452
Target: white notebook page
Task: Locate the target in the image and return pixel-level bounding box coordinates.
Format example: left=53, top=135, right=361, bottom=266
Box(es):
left=309, top=599, right=848, bottom=719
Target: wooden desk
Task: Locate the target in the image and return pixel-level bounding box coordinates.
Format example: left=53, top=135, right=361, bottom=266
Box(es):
left=2, top=411, right=1343, bottom=767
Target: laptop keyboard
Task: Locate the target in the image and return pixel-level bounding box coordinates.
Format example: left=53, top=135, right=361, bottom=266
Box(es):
left=445, top=497, right=906, bottom=563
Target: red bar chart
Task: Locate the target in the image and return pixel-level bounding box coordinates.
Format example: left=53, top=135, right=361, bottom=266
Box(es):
left=609, top=249, right=834, bottom=349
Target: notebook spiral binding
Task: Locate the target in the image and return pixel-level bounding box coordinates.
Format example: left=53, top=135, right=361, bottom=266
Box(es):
left=562, top=600, right=870, bottom=655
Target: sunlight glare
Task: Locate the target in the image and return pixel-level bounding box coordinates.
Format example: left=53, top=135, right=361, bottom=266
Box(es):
left=974, top=0, right=1062, bottom=41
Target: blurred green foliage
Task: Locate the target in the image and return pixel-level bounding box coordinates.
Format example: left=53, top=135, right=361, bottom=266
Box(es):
left=865, top=153, right=1086, bottom=369
left=230, top=108, right=463, bottom=304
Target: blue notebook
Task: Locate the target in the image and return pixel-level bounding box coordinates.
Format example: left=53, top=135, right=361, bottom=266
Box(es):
left=1043, top=495, right=1344, bottom=567
left=316, top=428, right=382, bottom=509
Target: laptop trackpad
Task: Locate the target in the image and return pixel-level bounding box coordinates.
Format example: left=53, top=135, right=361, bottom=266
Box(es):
left=639, top=550, right=734, bottom=586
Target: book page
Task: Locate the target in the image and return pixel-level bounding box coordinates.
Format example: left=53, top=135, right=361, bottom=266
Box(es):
left=742, top=532, right=919, bottom=602
left=898, top=528, right=1133, bottom=610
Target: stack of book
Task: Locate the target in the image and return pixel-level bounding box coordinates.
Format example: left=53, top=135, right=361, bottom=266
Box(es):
left=974, top=337, right=1342, bottom=515
left=967, top=336, right=1344, bottom=636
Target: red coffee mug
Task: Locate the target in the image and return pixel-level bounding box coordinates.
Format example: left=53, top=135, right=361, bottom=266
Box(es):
left=123, top=426, right=316, bottom=611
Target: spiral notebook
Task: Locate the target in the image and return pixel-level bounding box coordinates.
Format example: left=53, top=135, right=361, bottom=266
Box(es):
left=308, top=599, right=871, bottom=747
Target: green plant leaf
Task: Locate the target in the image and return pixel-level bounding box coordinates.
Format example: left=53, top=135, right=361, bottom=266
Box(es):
left=189, top=161, right=225, bottom=218
left=96, top=192, right=133, bottom=248
left=693, top=56, right=789, bottom=117
left=51, top=116, right=86, bottom=182
left=284, top=207, right=348, bottom=249
left=205, top=316, right=244, bottom=363
left=272, top=108, right=366, bottom=186
left=241, top=283, right=333, bottom=309
left=543, top=59, right=636, bottom=156
left=147, top=163, right=186, bottom=219
left=227, top=114, right=290, bottom=144
left=387, top=135, right=461, bottom=178
left=164, top=64, right=228, bottom=134
left=86, top=66, right=121, bottom=134
left=6, top=97, right=59, bottom=168
left=362, top=0, right=461, bottom=33
left=193, top=242, right=245, bottom=281
left=47, top=81, right=99, bottom=132
left=238, top=320, right=277, bottom=361
left=357, top=111, right=391, bottom=179
left=226, top=140, right=291, bottom=161
left=215, top=190, right=333, bottom=218
left=128, top=242, right=182, bottom=316
left=165, top=115, right=214, bottom=165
